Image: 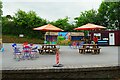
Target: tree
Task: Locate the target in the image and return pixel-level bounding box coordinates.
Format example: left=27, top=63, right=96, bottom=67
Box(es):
left=50, top=17, right=74, bottom=31
left=0, top=1, right=2, bottom=17
left=13, top=10, right=47, bottom=39
left=2, top=16, right=16, bottom=35
left=0, top=1, right=2, bottom=37
left=98, top=1, right=120, bottom=29
left=74, top=9, right=98, bottom=27
left=74, top=9, right=98, bottom=35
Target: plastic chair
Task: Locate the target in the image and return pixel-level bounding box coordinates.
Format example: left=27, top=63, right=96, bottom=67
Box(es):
left=12, top=44, right=22, bottom=61
left=31, top=46, right=39, bottom=58
left=22, top=45, right=31, bottom=60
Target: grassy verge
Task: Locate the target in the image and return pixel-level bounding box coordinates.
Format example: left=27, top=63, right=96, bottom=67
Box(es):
left=2, top=35, right=44, bottom=44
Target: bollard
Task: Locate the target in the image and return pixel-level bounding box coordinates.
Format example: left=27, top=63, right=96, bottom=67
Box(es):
left=53, top=50, right=63, bottom=67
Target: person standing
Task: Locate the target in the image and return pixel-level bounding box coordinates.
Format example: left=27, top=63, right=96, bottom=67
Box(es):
left=93, top=36, right=98, bottom=44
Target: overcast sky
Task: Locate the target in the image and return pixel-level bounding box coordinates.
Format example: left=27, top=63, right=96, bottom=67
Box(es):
left=2, top=0, right=102, bottom=23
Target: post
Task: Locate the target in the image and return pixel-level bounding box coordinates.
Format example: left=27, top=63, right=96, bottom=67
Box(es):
left=56, top=50, right=59, bottom=64
left=53, top=49, right=63, bottom=67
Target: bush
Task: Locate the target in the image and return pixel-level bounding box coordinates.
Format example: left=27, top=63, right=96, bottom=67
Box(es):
left=2, top=35, right=44, bottom=44
left=57, top=40, right=70, bottom=45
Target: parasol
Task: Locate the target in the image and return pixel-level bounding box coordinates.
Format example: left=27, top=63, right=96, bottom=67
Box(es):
left=74, top=23, right=106, bottom=30
left=33, top=24, right=64, bottom=44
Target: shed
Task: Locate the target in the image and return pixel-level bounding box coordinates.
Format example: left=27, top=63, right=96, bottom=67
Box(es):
left=45, top=32, right=58, bottom=42
left=90, top=30, right=120, bottom=46
left=70, top=32, right=84, bottom=41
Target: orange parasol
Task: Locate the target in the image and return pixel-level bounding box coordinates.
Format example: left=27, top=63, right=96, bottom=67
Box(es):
left=33, top=24, right=64, bottom=44
left=74, top=23, right=106, bottom=30
left=33, top=24, right=64, bottom=32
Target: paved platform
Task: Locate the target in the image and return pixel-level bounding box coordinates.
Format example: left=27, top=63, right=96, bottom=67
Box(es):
left=1, top=43, right=119, bottom=70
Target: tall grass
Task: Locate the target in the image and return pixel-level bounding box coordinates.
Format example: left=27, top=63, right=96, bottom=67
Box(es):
left=2, top=35, right=44, bottom=44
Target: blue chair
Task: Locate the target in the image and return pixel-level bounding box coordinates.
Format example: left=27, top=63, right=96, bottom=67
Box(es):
left=12, top=43, right=17, bottom=47
left=12, top=44, right=22, bottom=61
left=31, top=46, right=39, bottom=58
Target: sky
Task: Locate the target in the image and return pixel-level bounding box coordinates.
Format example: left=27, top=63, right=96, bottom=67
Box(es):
left=2, top=0, right=102, bottom=23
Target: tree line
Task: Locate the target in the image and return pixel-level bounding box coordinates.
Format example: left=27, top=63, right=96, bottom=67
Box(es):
left=1, top=1, right=120, bottom=39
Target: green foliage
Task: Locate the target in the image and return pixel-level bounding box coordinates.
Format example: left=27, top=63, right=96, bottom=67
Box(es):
left=2, top=35, right=43, bottom=44
left=98, top=1, right=120, bottom=29
left=2, top=1, right=120, bottom=42
left=0, top=1, right=2, bottom=38
left=74, top=9, right=98, bottom=35
left=58, top=40, right=70, bottom=45
left=50, top=17, right=75, bottom=31
left=2, top=16, right=16, bottom=34
left=3, top=10, right=47, bottom=39
left=74, top=9, right=98, bottom=27
left=0, top=1, right=2, bottom=17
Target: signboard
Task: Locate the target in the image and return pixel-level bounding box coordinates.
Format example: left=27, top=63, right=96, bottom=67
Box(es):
left=19, top=34, right=24, bottom=37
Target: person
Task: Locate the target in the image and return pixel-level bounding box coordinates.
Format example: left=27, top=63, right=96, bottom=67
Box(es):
left=76, top=42, right=79, bottom=49
left=68, top=42, right=72, bottom=48
left=72, top=41, right=76, bottom=49
left=23, top=42, right=28, bottom=47
left=93, top=36, right=98, bottom=44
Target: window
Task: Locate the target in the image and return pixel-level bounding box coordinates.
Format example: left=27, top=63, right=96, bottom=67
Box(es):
left=94, top=33, right=101, bottom=40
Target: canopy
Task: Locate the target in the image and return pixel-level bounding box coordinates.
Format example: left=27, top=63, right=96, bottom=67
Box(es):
left=33, top=24, right=64, bottom=32
left=74, top=23, right=106, bottom=30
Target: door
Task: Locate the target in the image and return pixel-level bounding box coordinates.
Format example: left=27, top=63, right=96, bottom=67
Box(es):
left=109, top=33, right=115, bottom=45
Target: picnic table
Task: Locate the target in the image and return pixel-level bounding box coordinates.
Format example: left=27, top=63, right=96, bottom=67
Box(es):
left=38, top=44, right=59, bottom=54
left=79, top=44, right=101, bottom=54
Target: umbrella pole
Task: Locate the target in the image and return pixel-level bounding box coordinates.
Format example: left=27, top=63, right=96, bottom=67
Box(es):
left=49, top=31, right=50, bottom=44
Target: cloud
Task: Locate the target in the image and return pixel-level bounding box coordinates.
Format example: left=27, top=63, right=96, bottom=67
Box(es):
left=2, top=0, right=102, bottom=22
left=2, top=0, right=102, bottom=2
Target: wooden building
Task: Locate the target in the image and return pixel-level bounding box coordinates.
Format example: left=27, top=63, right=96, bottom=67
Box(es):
left=90, top=30, right=120, bottom=46
left=45, top=32, right=58, bottom=43
left=70, top=32, right=84, bottom=41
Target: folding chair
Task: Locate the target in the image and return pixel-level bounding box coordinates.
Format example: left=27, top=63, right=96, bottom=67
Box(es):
left=22, top=45, right=32, bottom=60
left=12, top=44, right=22, bottom=61
left=31, top=46, right=39, bottom=58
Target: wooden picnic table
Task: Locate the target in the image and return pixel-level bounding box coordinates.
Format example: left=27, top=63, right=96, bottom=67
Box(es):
left=79, top=44, right=101, bottom=54
left=38, top=44, right=58, bottom=54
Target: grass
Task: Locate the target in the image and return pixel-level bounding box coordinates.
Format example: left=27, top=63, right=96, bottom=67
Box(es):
left=2, top=35, right=70, bottom=46
left=2, top=35, right=44, bottom=44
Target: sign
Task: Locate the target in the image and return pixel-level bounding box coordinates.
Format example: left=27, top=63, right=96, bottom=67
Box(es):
left=19, top=34, right=24, bottom=37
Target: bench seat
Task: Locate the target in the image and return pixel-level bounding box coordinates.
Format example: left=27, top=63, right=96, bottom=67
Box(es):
left=79, top=48, right=86, bottom=54
left=91, top=48, right=101, bottom=54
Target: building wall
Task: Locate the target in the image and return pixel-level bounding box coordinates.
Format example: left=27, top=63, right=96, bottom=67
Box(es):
left=116, top=30, right=120, bottom=45
left=90, top=30, right=120, bottom=46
